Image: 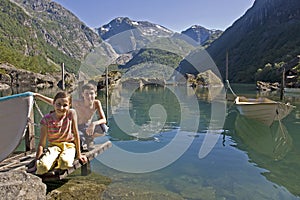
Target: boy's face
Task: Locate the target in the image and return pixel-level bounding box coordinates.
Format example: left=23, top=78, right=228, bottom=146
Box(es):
left=82, top=89, right=96, bottom=103
left=53, top=97, right=70, bottom=117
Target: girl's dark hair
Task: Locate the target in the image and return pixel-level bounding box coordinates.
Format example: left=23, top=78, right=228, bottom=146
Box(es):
left=53, top=91, right=71, bottom=103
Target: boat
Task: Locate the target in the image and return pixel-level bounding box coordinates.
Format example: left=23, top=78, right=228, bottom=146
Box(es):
left=0, top=92, right=34, bottom=162
left=234, top=96, right=294, bottom=126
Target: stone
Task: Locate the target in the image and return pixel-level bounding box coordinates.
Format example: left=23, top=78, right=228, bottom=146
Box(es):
left=0, top=171, right=46, bottom=200
left=0, top=64, right=56, bottom=88
left=0, top=83, right=10, bottom=90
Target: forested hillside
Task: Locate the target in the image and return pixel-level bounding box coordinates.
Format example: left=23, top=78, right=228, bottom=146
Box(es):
left=207, top=0, right=300, bottom=83
left=0, top=0, right=102, bottom=74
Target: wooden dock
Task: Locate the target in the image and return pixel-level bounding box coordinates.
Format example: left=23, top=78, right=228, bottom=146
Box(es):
left=0, top=141, right=112, bottom=181
left=0, top=104, right=112, bottom=181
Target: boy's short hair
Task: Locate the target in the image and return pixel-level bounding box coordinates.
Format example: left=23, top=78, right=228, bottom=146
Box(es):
left=82, top=83, right=97, bottom=92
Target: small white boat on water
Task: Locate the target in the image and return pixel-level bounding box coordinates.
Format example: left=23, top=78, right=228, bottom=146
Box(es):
left=234, top=96, right=295, bottom=126
left=0, top=92, right=34, bottom=162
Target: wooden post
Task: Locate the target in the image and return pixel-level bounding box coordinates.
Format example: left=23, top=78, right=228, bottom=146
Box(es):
left=226, top=50, right=229, bottom=81
left=81, top=161, right=91, bottom=176
left=61, top=63, right=65, bottom=90
left=78, top=80, right=84, bottom=98
left=106, top=66, right=109, bottom=120
left=225, top=51, right=229, bottom=99
left=25, top=108, right=35, bottom=152
left=280, top=67, right=285, bottom=100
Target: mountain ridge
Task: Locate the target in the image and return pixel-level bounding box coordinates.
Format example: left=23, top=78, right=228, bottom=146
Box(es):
left=96, top=16, right=221, bottom=54
left=1, top=0, right=299, bottom=85
left=207, top=0, right=300, bottom=83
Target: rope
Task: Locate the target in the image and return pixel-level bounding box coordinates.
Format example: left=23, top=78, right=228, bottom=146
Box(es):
left=27, top=118, right=40, bottom=127
left=226, top=80, right=237, bottom=97
left=34, top=100, right=44, bottom=118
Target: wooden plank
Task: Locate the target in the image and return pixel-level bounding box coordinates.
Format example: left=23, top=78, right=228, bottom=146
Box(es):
left=0, top=152, right=35, bottom=172
left=0, top=141, right=112, bottom=181
left=38, top=141, right=112, bottom=181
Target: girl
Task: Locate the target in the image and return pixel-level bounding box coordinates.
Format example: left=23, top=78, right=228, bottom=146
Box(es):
left=35, top=91, right=87, bottom=175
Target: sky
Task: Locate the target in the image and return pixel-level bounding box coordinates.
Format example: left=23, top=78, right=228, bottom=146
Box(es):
left=53, top=0, right=255, bottom=32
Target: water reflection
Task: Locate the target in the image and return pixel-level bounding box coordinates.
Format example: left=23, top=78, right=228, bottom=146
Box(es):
left=234, top=114, right=292, bottom=160
left=230, top=112, right=300, bottom=196
left=3, top=85, right=300, bottom=199
left=100, top=85, right=300, bottom=198
left=109, top=85, right=199, bottom=141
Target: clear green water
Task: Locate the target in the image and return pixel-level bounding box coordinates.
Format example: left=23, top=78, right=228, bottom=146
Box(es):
left=92, top=84, right=300, bottom=200
left=3, top=84, right=300, bottom=199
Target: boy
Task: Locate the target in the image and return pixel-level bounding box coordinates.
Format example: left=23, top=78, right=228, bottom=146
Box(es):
left=72, top=83, right=108, bottom=150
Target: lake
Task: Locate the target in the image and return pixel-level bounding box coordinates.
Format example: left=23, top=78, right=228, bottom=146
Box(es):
left=3, top=84, right=300, bottom=199
left=92, top=84, right=300, bottom=199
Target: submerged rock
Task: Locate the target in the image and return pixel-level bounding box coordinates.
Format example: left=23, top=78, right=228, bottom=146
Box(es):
left=101, top=182, right=184, bottom=200
left=46, top=172, right=111, bottom=200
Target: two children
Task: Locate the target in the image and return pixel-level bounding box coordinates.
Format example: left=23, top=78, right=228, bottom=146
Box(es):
left=32, top=83, right=107, bottom=174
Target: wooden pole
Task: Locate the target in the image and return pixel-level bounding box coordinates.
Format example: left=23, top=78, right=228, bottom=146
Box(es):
left=25, top=107, right=35, bottom=152
left=105, top=66, right=109, bottom=122
left=61, top=63, right=65, bottom=90
left=280, top=67, right=285, bottom=100
left=225, top=51, right=229, bottom=99
left=226, top=51, right=229, bottom=81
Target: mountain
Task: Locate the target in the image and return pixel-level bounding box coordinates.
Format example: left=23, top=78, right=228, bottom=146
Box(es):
left=207, top=0, right=300, bottom=83
left=120, top=48, right=183, bottom=70
left=98, top=17, right=173, bottom=40
left=1, top=0, right=104, bottom=73
left=96, top=17, right=221, bottom=55
left=96, top=17, right=174, bottom=54
left=181, top=25, right=222, bottom=47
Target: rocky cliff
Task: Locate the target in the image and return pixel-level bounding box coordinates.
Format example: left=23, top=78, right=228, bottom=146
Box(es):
left=10, top=0, right=102, bottom=61
left=207, top=0, right=300, bottom=82
left=0, top=63, right=57, bottom=89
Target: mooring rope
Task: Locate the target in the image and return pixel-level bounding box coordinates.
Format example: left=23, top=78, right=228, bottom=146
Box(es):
left=226, top=80, right=237, bottom=97
left=34, top=100, right=44, bottom=118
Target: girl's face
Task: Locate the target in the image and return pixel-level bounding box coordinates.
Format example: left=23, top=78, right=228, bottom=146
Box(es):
left=53, top=97, right=70, bottom=117
left=82, top=89, right=96, bottom=104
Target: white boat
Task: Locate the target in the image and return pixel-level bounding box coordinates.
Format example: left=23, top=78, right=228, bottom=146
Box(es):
left=0, top=92, right=34, bottom=162
left=234, top=96, right=294, bottom=126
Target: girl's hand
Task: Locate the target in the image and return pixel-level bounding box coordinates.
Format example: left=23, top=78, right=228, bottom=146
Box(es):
left=78, top=154, right=88, bottom=164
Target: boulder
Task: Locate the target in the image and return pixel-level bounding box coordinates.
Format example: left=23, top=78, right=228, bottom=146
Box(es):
left=57, top=72, right=76, bottom=90
left=142, top=78, right=165, bottom=86
left=0, top=73, right=11, bottom=85
left=0, top=83, right=10, bottom=90
left=0, top=63, right=57, bottom=88
left=0, top=171, right=46, bottom=200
